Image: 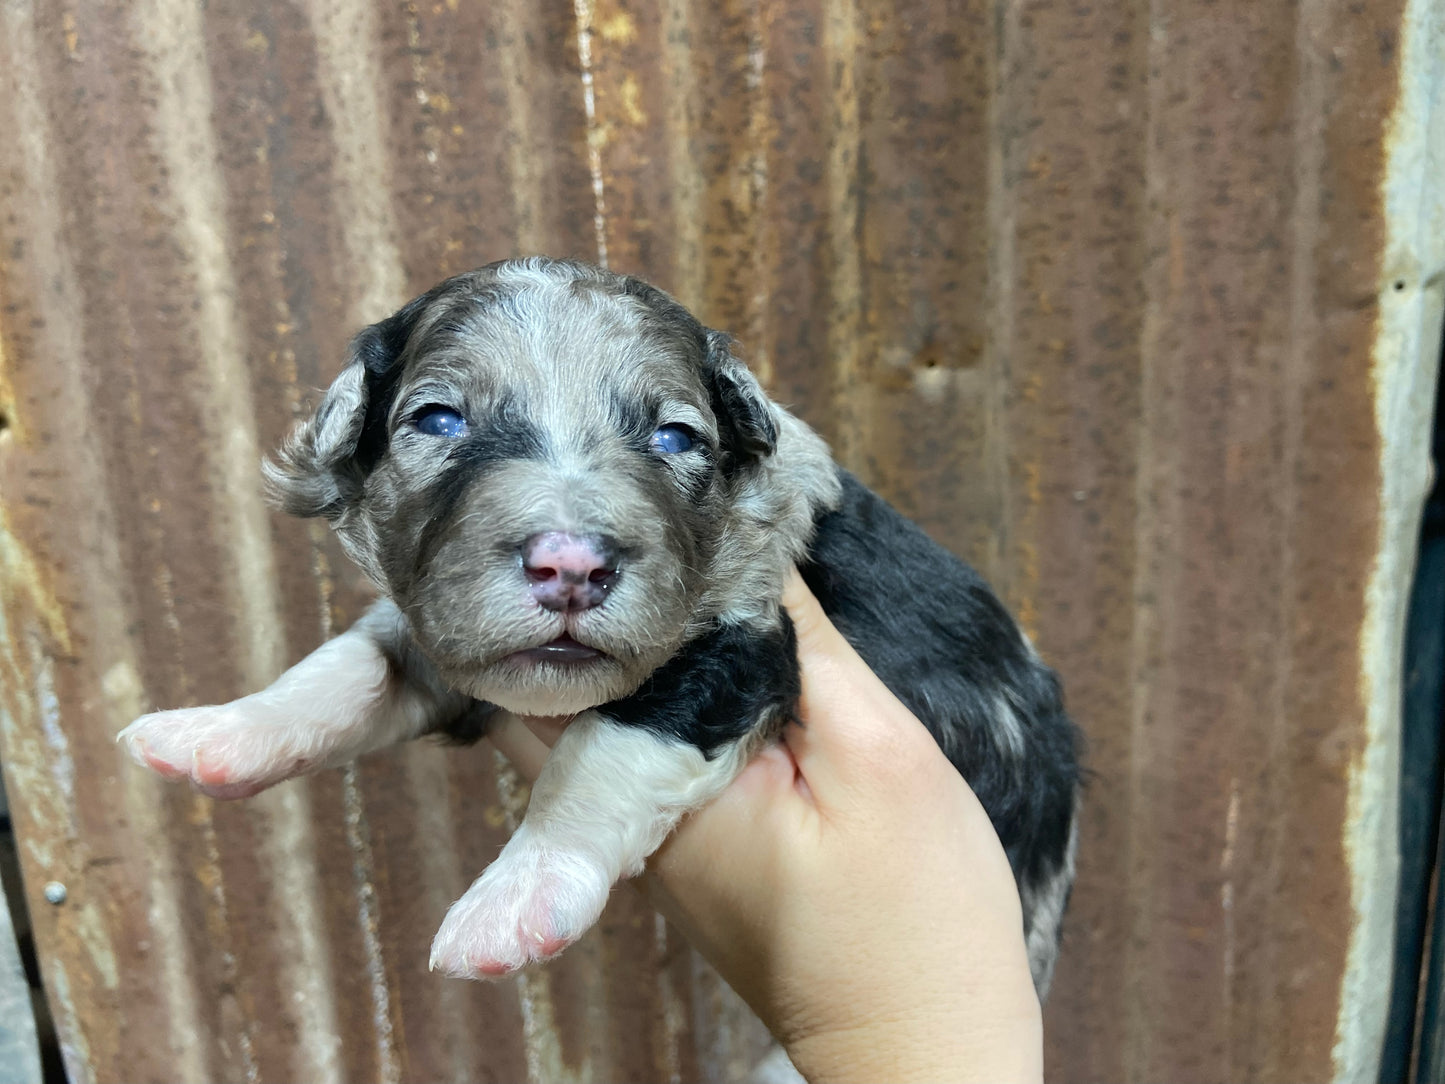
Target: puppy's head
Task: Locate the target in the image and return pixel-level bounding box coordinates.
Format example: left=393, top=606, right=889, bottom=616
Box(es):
left=267, top=259, right=836, bottom=714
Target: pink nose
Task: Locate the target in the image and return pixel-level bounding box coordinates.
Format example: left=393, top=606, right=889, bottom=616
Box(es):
left=522, top=532, right=621, bottom=612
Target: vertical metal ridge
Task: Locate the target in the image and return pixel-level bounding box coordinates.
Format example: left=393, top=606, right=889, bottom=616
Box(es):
left=1122, top=9, right=1173, bottom=1077
left=573, top=0, right=611, bottom=268
left=821, top=0, right=863, bottom=468
left=492, top=753, right=577, bottom=1084
left=129, top=0, right=285, bottom=684
left=190, top=797, right=259, bottom=1084
left=305, top=0, right=407, bottom=320
left=661, top=0, right=702, bottom=310
left=0, top=7, right=209, bottom=1080
left=126, top=5, right=349, bottom=1081
left=153, top=473, right=254, bottom=1083
left=314, top=549, right=403, bottom=1084
left=293, top=2, right=414, bottom=1076
left=341, top=764, right=402, bottom=1084
left=245, top=787, right=345, bottom=1084
left=740, top=0, right=774, bottom=387
left=653, top=914, right=685, bottom=1084
left=496, top=0, right=546, bottom=254
left=1258, top=0, right=1327, bottom=1073
left=985, top=0, right=1023, bottom=613
left=400, top=749, right=475, bottom=1082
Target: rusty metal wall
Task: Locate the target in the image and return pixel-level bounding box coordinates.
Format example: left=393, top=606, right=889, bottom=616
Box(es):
left=0, top=1, right=1438, bottom=1082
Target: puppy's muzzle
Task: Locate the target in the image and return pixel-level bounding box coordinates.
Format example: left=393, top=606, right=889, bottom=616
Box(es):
left=522, top=531, right=621, bottom=613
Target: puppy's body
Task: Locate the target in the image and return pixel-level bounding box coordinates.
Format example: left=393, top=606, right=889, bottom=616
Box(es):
left=120, top=258, right=1080, bottom=994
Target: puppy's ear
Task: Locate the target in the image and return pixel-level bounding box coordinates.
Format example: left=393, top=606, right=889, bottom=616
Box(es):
left=265, top=293, right=431, bottom=519
left=704, top=331, right=778, bottom=464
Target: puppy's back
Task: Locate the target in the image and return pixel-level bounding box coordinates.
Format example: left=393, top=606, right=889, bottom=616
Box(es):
left=800, top=470, right=1080, bottom=992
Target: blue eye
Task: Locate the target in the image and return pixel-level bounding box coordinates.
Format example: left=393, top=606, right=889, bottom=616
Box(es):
left=413, top=406, right=468, bottom=438
left=649, top=425, right=695, bottom=454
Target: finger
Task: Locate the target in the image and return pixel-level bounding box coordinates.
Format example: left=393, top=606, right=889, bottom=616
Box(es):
left=781, top=570, right=941, bottom=800
left=485, top=711, right=552, bottom=783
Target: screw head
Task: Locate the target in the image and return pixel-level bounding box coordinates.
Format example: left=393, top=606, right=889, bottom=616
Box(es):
left=43, top=881, right=67, bottom=905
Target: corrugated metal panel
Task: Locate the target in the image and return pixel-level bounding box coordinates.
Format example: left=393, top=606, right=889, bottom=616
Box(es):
left=0, top=1, right=1437, bottom=1082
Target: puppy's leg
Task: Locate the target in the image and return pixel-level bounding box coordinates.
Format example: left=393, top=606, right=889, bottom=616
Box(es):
left=119, top=600, right=476, bottom=799
left=428, top=715, right=751, bottom=978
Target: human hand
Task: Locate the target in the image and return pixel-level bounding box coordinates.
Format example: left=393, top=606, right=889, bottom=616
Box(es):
left=488, top=571, right=1042, bottom=1084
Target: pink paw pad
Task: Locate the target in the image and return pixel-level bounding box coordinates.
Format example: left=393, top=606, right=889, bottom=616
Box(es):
left=470, top=958, right=518, bottom=978
left=533, top=933, right=569, bottom=958
left=136, top=744, right=187, bottom=781
left=192, top=747, right=237, bottom=788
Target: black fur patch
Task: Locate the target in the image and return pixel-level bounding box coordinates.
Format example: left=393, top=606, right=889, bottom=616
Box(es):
left=601, top=616, right=800, bottom=757
left=351, top=285, right=452, bottom=475
left=613, top=276, right=775, bottom=471
left=409, top=397, right=546, bottom=577
left=430, top=698, right=501, bottom=745
left=704, top=334, right=777, bottom=468
left=608, top=387, right=655, bottom=447
left=800, top=470, right=1080, bottom=891
left=445, top=396, right=548, bottom=469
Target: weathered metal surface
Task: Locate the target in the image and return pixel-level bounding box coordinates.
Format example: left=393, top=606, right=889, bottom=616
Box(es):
left=0, top=1, right=1436, bottom=1083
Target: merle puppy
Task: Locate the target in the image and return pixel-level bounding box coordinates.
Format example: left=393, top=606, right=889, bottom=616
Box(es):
left=119, top=258, right=1080, bottom=994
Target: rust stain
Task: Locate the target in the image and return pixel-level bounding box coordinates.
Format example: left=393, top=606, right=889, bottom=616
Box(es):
left=0, top=506, right=72, bottom=657
left=619, top=72, right=647, bottom=125
left=61, top=11, right=79, bottom=59
left=0, top=342, right=22, bottom=449
left=597, top=9, right=637, bottom=44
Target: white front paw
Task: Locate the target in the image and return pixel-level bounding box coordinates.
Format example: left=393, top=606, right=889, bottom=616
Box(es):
left=118, top=705, right=314, bottom=799
left=429, top=843, right=613, bottom=979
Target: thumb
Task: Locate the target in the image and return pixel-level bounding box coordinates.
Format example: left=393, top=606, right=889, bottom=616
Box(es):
left=781, top=567, right=858, bottom=662
left=781, top=571, right=934, bottom=801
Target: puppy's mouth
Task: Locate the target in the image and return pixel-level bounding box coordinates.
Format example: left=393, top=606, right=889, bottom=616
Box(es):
left=506, top=634, right=608, bottom=666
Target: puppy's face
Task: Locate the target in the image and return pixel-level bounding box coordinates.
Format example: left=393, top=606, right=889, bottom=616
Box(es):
left=267, top=260, right=786, bottom=714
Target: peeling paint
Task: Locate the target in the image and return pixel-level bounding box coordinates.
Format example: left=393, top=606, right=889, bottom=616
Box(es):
left=304, top=0, right=408, bottom=326
left=0, top=507, right=72, bottom=656
left=35, top=651, right=76, bottom=813
left=1337, top=0, right=1444, bottom=1078
left=574, top=0, right=610, bottom=269
left=45, top=962, right=94, bottom=1084
left=70, top=903, right=119, bottom=993
left=0, top=318, right=24, bottom=448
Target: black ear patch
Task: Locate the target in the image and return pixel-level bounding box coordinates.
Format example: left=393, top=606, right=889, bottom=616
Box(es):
left=349, top=294, right=434, bottom=476
left=617, top=275, right=779, bottom=467
left=705, top=331, right=778, bottom=464
left=265, top=284, right=442, bottom=519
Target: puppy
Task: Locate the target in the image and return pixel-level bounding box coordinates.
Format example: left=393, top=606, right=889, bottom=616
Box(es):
left=119, top=258, right=1080, bottom=994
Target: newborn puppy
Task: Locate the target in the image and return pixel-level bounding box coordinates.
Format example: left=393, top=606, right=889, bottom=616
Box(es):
left=119, top=258, right=1080, bottom=993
